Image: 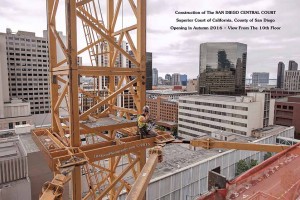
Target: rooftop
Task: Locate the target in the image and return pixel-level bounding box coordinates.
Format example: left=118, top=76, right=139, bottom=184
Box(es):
left=276, top=95, right=300, bottom=103
left=153, top=125, right=288, bottom=178
left=146, top=90, right=197, bottom=95
left=179, top=94, right=256, bottom=103
left=0, top=137, right=23, bottom=161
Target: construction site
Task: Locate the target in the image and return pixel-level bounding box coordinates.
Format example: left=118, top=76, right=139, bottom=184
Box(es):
left=0, top=0, right=300, bottom=200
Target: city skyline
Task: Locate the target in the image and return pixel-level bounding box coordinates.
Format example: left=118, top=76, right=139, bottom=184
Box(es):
left=1, top=0, right=300, bottom=79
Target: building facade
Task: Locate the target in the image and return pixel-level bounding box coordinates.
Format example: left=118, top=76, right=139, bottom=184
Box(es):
left=147, top=97, right=178, bottom=125
left=178, top=93, right=274, bottom=137
left=288, top=60, right=298, bottom=71
left=1, top=29, right=50, bottom=115
left=172, top=73, right=181, bottom=85
left=0, top=33, right=33, bottom=130
left=180, top=74, right=187, bottom=86
left=251, top=72, right=269, bottom=86
left=270, top=88, right=300, bottom=99
left=186, top=79, right=198, bottom=92
left=199, top=42, right=247, bottom=95
left=165, top=74, right=172, bottom=85
left=274, top=95, right=300, bottom=137
left=284, top=70, right=300, bottom=91
left=146, top=52, right=153, bottom=90
left=152, top=68, right=158, bottom=86
left=277, top=62, right=285, bottom=89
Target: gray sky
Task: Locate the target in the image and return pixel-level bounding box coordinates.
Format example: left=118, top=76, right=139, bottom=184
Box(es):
left=1, top=0, right=299, bottom=79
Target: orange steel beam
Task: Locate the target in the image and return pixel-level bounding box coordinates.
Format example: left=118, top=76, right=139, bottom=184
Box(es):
left=126, top=153, right=159, bottom=200
left=190, top=138, right=289, bottom=153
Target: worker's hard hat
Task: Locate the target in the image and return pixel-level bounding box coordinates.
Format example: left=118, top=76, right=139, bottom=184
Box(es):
left=143, top=105, right=149, bottom=113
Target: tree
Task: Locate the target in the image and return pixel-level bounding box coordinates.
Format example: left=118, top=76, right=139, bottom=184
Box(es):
left=249, top=159, right=258, bottom=168
left=156, top=125, right=165, bottom=131
left=236, top=159, right=259, bottom=176
left=264, top=152, right=272, bottom=161
left=236, top=160, right=249, bottom=176
left=171, top=127, right=178, bottom=138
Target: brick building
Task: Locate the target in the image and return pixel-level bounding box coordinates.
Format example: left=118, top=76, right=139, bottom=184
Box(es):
left=147, top=97, right=178, bottom=124
left=274, top=95, right=300, bottom=138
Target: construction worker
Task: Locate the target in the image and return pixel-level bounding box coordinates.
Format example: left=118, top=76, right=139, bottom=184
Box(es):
left=138, top=106, right=150, bottom=139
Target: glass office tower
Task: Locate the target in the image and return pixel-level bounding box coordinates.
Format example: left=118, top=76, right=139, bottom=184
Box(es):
left=199, top=42, right=247, bottom=95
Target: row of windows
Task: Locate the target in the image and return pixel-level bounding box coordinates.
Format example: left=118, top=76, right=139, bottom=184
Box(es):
left=9, top=73, right=48, bottom=76
left=20, top=96, right=49, bottom=100
left=8, top=52, right=48, bottom=56
left=8, top=58, right=48, bottom=62
left=11, top=83, right=48, bottom=86
left=179, top=106, right=247, bottom=119
left=180, top=100, right=248, bottom=111
left=8, top=47, right=47, bottom=52
left=8, top=121, right=27, bottom=129
left=10, top=78, right=48, bottom=81
left=179, top=119, right=247, bottom=136
left=179, top=124, right=210, bottom=134
left=31, top=110, right=50, bottom=115
left=179, top=118, right=246, bottom=135
left=179, top=118, right=229, bottom=132
left=7, top=53, right=48, bottom=57
left=11, top=92, right=49, bottom=96
left=9, top=64, right=48, bottom=67
left=7, top=37, right=47, bottom=43
left=179, top=112, right=247, bottom=127
left=276, top=105, right=294, bottom=110
left=8, top=42, right=47, bottom=48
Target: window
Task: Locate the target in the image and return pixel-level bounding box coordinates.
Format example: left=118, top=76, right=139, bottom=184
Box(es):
left=9, top=122, right=13, bottom=129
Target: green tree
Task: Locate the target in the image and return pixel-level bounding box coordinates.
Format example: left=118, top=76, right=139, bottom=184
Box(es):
left=171, top=127, right=178, bottom=138
left=249, top=159, right=258, bottom=168
left=264, top=152, right=272, bottom=161
left=156, top=125, right=165, bottom=131
left=236, top=159, right=259, bottom=176
left=236, top=160, right=249, bottom=176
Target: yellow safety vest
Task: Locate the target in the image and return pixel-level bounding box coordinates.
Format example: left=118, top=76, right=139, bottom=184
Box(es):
left=138, top=115, right=146, bottom=128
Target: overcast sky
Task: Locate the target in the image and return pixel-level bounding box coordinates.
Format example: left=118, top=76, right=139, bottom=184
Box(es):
left=1, top=0, right=299, bottom=79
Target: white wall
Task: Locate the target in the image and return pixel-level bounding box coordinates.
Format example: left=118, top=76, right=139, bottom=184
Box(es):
left=4, top=102, right=31, bottom=118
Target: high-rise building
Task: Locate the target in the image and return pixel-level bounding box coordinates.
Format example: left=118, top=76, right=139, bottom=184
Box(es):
left=172, top=73, right=181, bottom=85
left=152, top=68, right=158, bottom=86
left=180, top=74, right=187, bottom=86
left=277, top=62, right=285, bottom=89
left=146, top=52, right=152, bottom=90
left=0, top=33, right=33, bottom=129
left=251, top=72, right=269, bottom=86
left=2, top=29, right=50, bottom=115
left=165, top=74, right=172, bottom=85
left=129, top=51, right=152, bottom=90
left=158, top=77, right=163, bottom=85
left=199, top=42, right=247, bottom=95
left=284, top=70, right=300, bottom=91
left=288, top=60, right=298, bottom=71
